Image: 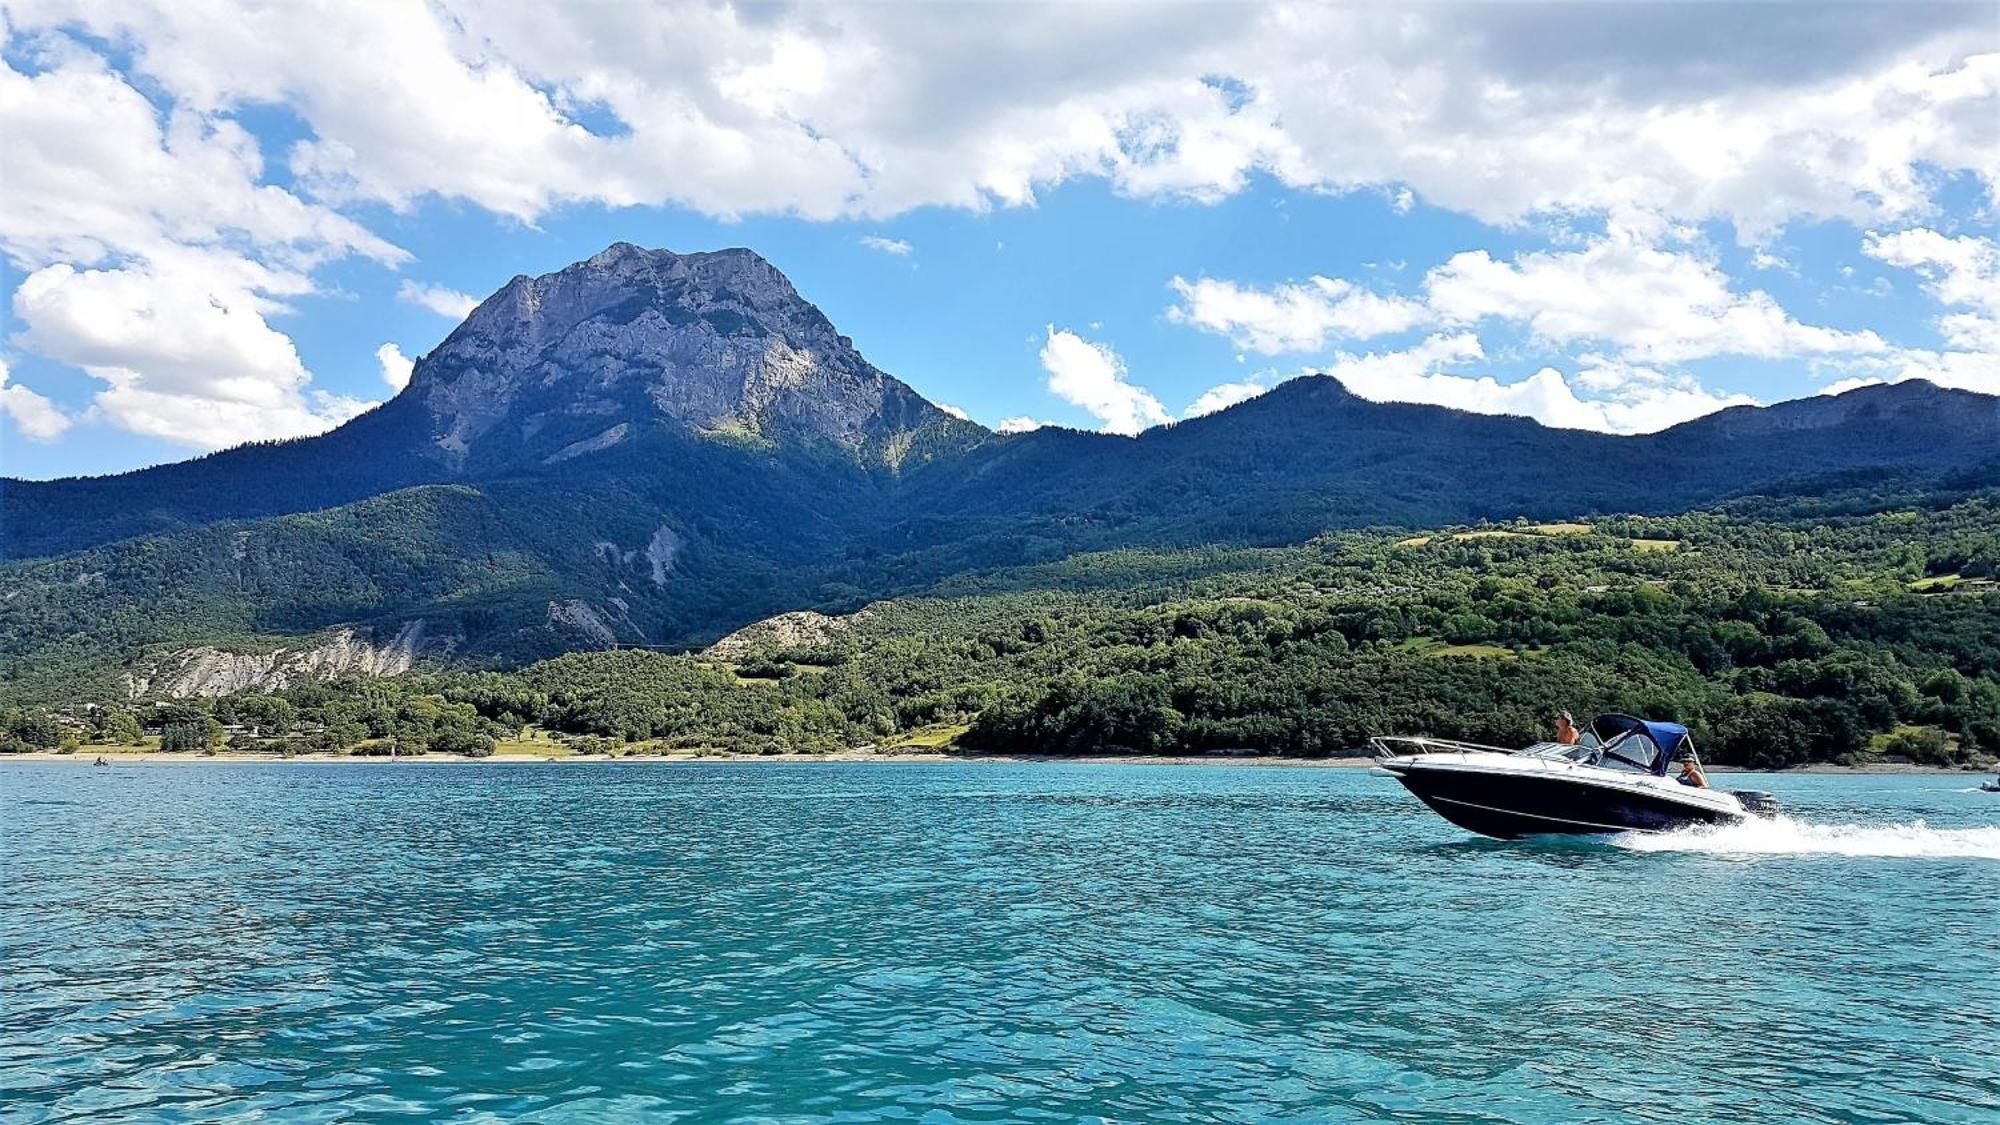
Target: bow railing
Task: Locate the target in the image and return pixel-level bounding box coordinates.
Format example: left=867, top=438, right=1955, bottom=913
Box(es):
left=1369, top=735, right=1518, bottom=759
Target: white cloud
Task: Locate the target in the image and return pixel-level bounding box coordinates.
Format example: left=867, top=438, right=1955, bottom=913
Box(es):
left=1315, top=333, right=1756, bottom=434
left=7, top=4, right=1990, bottom=237
left=1864, top=228, right=1999, bottom=312
left=1184, top=379, right=1270, bottom=418
left=1167, top=275, right=1426, bottom=354
left=934, top=402, right=968, bottom=419
left=397, top=280, right=480, bottom=320
left=1853, top=227, right=2000, bottom=393
left=375, top=343, right=415, bottom=391
left=1170, top=221, right=1885, bottom=369
left=1822, top=376, right=1886, bottom=396
left=1423, top=221, right=1885, bottom=364
left=860, top=235, right=914, bottom=257
left=1038, top=327, right=1171, bottom=436
left=997, top=416, right=1048, bottom=434
left=0, top=358, right=72, bottom=441
left=3, top=4, right=1996, bottom=461
left=11, top=263, right=372, bottom=449
left=0, top=51, right=401, bottom=452
left=0, top=52, right=401, bottom=272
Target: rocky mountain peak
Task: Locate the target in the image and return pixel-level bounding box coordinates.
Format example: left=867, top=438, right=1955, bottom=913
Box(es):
left=405, top=243, right=972, bottom=471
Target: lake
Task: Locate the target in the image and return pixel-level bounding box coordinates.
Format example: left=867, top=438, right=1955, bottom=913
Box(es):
left=3, top=762, right=1996, bottom=1123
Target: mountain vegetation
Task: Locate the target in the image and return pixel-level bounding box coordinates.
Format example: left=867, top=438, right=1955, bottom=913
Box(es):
left=2, top=243, right=1996, bottom=766
left=10, top=488, right=1996, bottom=768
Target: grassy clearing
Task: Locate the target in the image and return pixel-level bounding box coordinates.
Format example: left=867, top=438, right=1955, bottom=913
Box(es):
left=492, top=740, right=581, bottom=757
left=1909, top=574, right=1962, bottom=592
left=1394, top=636, right=1518, bottom=659
left=1422, top=643, right=1517, bottom=660
left=1628, top=538, right=1681, bottom=552
left=1397, top=524, right=1595, bottom=548
left=884, top=723, right=971, bottom=750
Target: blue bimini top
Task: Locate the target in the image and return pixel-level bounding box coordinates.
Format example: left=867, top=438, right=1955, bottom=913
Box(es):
left=1589, top=714, right=1693, bottom=776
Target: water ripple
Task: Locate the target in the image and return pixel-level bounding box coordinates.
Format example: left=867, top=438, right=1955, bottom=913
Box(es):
left=3, top=763, right=1997, bottom=1123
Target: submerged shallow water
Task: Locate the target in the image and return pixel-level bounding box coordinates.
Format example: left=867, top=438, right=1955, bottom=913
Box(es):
left=3, top=762, right=1996, bottom=1123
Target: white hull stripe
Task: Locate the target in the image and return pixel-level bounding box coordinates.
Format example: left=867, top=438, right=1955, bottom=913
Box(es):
left=1422, top=793, right=1731, bottom=835
left=1391, top=757, right=1742, bottom=816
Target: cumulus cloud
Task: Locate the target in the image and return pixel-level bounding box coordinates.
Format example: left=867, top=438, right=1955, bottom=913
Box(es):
left=933, top=402, right=969, bottom=420
left=0, top=358, right=72, bottom=441
left=1852, top=227, right=2000, bottom=393
left=1184, top=379, right=1271, bottom=418
left=1174, top=220, right=1886, bottom=368
left=1423, top=221, right=1885, bottom=364
left=1038, top=327, right=1172, bottom=436
left=11, top=263, right=371, bottom=449
left=397, top=280, right=480, bottom=319
left=375, top=343, right=415, bottom=391
left=7, top=3, right=1991, bottom=235
left=860, top=235, right=914, bottom=257
left=1162, top=217, right=1913, bottom=430
left=997, top=416, right=1049, bottom=434
left=1167, top=275, right=1426, bottom=354
left=1312, top=333, right=1757, bottom=434
left=3, top=4, right=1996, bottom=461
left=0, top=52, right=401, bottom=452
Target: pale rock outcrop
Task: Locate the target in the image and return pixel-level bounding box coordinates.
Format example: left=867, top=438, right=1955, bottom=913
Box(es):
left=545, top=599, right=621, bottom=648
left=703, top=606, right=876, bottom=660
left=646, top=525, right=681, bottom=585
left=124, top=621, right=449, bottom=698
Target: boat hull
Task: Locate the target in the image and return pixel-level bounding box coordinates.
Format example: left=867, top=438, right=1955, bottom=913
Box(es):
left=1385, top=760, right=1744, bottom=838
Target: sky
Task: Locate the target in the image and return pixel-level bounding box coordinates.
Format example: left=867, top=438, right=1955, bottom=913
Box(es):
left=1, top=2, right=1996, bottom=480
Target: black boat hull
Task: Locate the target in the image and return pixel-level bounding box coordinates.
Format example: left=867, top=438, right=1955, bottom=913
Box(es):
left=1389, top=765, right=1744, bottom=838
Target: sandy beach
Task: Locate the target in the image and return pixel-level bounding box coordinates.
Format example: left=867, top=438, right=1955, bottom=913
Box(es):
left=2, top=749, right=1987, bottom=773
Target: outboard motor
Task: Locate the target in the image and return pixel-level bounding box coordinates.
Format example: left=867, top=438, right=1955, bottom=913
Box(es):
left=1730, top=790, right=1780, bottom=818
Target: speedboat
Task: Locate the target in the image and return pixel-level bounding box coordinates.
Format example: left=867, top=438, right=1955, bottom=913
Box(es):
left=1372, top=714, right=1778, bottom=838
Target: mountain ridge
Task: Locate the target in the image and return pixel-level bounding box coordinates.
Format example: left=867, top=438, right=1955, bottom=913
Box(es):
left=2, top=243, right=1995, bottom=701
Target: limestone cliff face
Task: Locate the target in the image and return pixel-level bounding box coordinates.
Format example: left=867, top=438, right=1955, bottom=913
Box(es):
left=123, top=622, right=451, bottom=698
left=410, top=243, right=974, bottom=472
left=703, top=607, right=878, bottom=660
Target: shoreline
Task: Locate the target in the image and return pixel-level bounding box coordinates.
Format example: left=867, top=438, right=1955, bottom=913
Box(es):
left=1, top=750, right=1988, bottom=774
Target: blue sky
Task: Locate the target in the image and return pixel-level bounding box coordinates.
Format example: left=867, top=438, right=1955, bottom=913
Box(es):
left=2, top=3, right=1995, bottom=479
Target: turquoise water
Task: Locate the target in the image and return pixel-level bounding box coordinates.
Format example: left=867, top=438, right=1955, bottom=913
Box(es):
left=3, top=762, right=1997, bottom=1123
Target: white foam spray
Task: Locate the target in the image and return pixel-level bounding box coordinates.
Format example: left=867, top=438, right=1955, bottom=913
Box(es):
left=1613, top=815, right=2000, bottom=860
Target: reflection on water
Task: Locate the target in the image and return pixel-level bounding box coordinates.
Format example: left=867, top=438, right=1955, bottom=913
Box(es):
left=3, top=762, right=1996, bottom=1123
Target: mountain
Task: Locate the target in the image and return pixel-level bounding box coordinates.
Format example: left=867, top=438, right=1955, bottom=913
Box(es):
left=0, top=244, right=979, bottom=560
left=2, top=243, right=1995, bottom=701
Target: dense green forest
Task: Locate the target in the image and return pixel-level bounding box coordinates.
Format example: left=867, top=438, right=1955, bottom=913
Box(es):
left=8, top=489, right=1998, bottom=769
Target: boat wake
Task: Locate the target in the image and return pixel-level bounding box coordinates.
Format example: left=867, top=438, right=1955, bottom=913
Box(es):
left=1613, top=815, right=2000, bottom=860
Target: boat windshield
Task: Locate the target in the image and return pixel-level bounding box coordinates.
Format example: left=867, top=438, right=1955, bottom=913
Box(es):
left=1523, top=740, right=1599, bottom=763
left=1522, top=729, right=1661, bottom=772
left=1596, top=730, right=1663, bottom=773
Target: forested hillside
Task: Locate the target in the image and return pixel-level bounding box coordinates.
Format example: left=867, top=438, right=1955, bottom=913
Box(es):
left=3, top=244, right=1995, bottom=698
left=12, top=489, right=1996, bottom=768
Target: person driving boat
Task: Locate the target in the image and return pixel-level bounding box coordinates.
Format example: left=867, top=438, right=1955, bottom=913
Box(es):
left=1676, top=751, right=1710, bottom=788
left=1554, top=711, right=1580, bottom=746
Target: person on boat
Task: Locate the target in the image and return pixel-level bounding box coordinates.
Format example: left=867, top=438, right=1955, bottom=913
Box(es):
left=1675, top=751, right=1710, bottom=788
left=1553, top=711, right=1581, bottom=746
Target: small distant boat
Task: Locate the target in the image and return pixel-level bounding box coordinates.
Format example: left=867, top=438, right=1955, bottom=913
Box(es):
left=1981, top=777, right=2000, bottom=793
left=1372, top=714, right=1779, bottom=839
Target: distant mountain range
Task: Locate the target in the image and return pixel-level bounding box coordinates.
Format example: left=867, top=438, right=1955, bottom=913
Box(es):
left=3, top=244, right=1995, bottom=699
